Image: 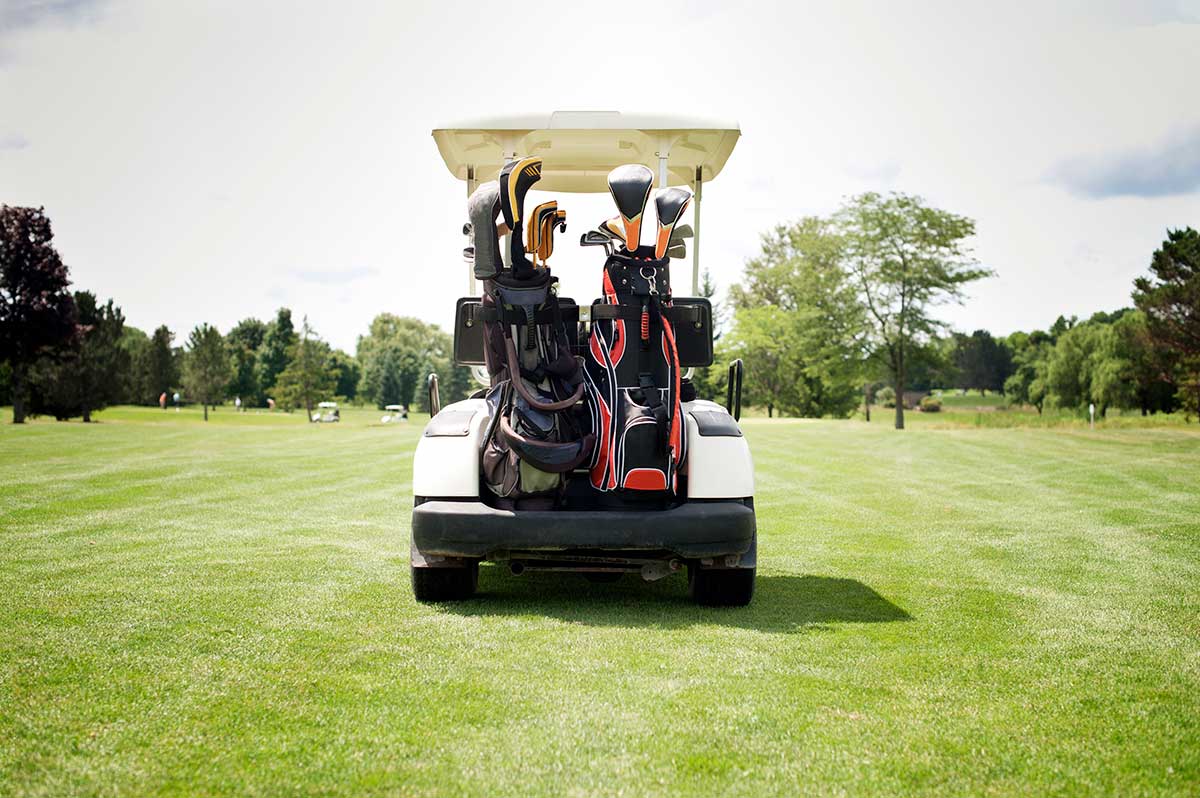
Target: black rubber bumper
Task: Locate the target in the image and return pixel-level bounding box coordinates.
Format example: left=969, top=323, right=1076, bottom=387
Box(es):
left=412, top=500, right=755, bottom=560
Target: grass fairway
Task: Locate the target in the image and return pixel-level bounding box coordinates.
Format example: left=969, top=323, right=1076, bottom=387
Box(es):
left=2, top=407, right=1198, bottom=797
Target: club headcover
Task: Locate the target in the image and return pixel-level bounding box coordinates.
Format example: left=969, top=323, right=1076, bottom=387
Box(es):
left=499, top=157, right=543, bottom=278
left=538, top=209, right=566, bottom=263
left=527, top=201, right=558, bottom=267
left=607, top=164, right=654, bottom=252
left=653, top=187, right=693, bottom=259
left=467, top=181, right=503, bottom=280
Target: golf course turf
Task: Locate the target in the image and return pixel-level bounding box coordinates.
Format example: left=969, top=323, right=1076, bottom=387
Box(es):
left=1, top=406, right=1197, bottom=796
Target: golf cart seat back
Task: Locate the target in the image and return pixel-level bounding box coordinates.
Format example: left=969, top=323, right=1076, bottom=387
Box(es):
left=453, top=296, right=713, bottom=368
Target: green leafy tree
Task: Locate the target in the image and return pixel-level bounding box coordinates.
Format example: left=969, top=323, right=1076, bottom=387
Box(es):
left=1004, top=330, right=1053, bottom=414
left=226, top=317, right=267, bottom=406
left=140, top=325, right=180, bottom=406
left=725, top=218, right=864, bottom=417
left=184, top=324, right=231, bottom=421
left=357, top=314, right=463, bottom=410
left=29, top=292, right=130, bottom=422
left=1133, top=227, right=1200, bottom=418
left=274, top=317, right=335, bottom=420
left=257, top=308, right=296, bottom=401
left=0, top=205, right=79, bottom=423
left=952, top=330, right=1012, bottom=394
left=836, top=192, right=992, bottom=429
left=118, top=326, right=150, bottom=403
left=326, top=349, right=361, bottom=401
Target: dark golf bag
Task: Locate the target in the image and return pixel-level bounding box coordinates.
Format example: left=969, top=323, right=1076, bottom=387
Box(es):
left=584, top=248, right=686, bottom=494
left=469, top=171, right=593, bottom=508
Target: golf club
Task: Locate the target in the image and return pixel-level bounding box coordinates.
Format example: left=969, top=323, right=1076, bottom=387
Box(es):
left=580, top=229, right=615, bottom=256
left=607, top=164, right=654, bottom=253
left=666, top=242, right=685, bottom=260
left=653, top=187, right=693, bottom=260
left=527, top=200, right=558, bottom=269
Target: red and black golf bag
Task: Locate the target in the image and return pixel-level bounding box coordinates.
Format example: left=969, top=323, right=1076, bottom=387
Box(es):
left=584, top=247, right=687, bottom=494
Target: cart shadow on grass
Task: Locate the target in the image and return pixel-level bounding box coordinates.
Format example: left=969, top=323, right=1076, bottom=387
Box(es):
left=439, top=567, right=912, bottom=633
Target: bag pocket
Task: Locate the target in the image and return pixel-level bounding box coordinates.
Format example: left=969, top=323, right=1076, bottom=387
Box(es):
left=614, top=389, right=669, bottom=492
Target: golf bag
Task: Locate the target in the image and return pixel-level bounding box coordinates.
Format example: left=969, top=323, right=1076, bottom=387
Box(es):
left=584, top=248, right=686, bottom=494
left=468, top=170, right=593, bottom=508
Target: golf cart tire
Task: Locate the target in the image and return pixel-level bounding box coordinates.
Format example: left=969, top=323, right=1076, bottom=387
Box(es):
left=689, top=565, right=755, bottom=607
left=411, top=561, right=479, bottom=602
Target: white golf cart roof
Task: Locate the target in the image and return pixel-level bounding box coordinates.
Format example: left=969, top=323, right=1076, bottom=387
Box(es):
left=318, top=401, right=338, bottom=409
left=433, top=111, right=740, bottom=193
left=433, top=111, right=741, bottom=295
left=384, top=404, right=405, bottom=411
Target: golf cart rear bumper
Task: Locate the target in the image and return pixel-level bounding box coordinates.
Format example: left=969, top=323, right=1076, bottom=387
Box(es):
left=412, top=499, right=755, bottom=560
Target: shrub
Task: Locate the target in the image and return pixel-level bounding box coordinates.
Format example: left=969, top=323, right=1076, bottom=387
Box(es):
left=878, top=386, right=896, bottom=408
left=920, top=395, right=943, bottom=412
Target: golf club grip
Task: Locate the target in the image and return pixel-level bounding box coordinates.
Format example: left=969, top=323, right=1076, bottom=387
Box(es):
left=505, top=339, right=585, bottom=411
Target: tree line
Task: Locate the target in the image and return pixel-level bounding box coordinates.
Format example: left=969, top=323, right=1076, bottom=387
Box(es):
left=698, top=194, right=1199, bottom=426
left=1, top=205, right=470, bottom=423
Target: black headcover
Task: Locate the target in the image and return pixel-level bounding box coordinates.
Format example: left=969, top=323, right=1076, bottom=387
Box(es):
left=606, top=164, right=654, bottom=251
left=653, top=187, right=693, bottom=259
left=499, top=157, right=543, bottom=278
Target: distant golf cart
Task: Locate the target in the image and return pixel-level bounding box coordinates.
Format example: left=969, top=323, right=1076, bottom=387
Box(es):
left=312, top=401, right=340, bottom=423
left=412, top=112, right=755, bottom=606
left=382, top=404, right=409, bottom=424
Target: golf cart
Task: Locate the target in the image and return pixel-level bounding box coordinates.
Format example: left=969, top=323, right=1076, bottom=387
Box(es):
left=382, top=404, right=408, bottom=424
left=312, top=401, right=340, bottom=423
left=412, top=112, right=754, bottom=606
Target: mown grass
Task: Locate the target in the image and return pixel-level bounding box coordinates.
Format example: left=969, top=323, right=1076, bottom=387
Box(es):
left=1, top=407, right=1198, bottom=796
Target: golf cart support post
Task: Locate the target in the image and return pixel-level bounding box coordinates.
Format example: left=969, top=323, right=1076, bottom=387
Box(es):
left=432, top=111, right=740, bottom=297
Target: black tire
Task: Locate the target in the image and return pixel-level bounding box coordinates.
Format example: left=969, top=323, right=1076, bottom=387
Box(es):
left=412, top=562, right=479, bottom=602
left=688, top=566, right=755, bottom=607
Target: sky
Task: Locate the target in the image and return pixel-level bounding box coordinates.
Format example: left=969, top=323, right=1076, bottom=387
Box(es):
left=2, top=0, right=1199, bottom=352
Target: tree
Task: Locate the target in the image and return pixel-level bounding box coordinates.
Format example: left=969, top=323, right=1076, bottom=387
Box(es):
left=0, top=205, right=79, bottom=423
left=274, top=317, right=334, bottom=420
left=118, top=325, right=150, bottom=404
left=257, top=308, right=296, bottom=401
left=226, top=317, right=267, bottom=406
left=326, top=348, right=361, bottom=401
left=725, top=218, right=864, bottom=417
left=357, top=314, right=453, bottom=410
left=28, top=291, right=129, bottom=422
left=952, top=330, right=1013, bottom=394
left=140, top=325, right=180, bottom=406
left=1004, top=330, right=1053, bottom=414
left=836, top=193, right=991, bottom=429
left=183, top=324, right=231, bottom=421
left=1133, top=228, right=1200, bottom=419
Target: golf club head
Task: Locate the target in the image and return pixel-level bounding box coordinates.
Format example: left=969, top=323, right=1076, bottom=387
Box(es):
left=653, top=187, right=693, bottom=259
left=671, top=223, right=693, bottom=240
left=666, top=242, right=686, bottom=260
left=601, top=217, right=626, bottom=244
left=581, top=230, right=612, bottom=246
left=463, top=246, right=475, bottom=264
left=607, top=164, right=654, bottom=252
left=467, top=181, right=503, bottom=280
